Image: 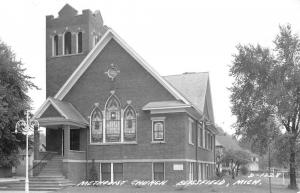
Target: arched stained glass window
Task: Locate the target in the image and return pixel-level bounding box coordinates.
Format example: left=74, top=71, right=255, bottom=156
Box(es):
left=90, top=107, right=103, bottom=143
left=105, top=95, right=121, bottom=142
left=124, top=106, right=136, bottom=142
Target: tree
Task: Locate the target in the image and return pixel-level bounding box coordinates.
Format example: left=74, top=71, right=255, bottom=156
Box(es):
left=272, top=134, right=300, bottom=169
left=0, top=40, right=37, bottom=168
left=221, top=149, right=251, bottom=179
left=215, top=147, right=224, bottom=177
left=230, top=24, right=300, bottom=189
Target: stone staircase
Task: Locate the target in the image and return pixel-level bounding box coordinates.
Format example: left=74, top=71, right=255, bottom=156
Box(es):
left=3, top=155, right=75, bottom=191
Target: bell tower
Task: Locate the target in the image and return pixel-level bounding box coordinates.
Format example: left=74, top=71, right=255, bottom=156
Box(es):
left=46, top=4, right=107, bottom=97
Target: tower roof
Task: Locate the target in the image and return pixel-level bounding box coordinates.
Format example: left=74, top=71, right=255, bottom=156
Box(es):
left=58, top=4, right=78, bottom=18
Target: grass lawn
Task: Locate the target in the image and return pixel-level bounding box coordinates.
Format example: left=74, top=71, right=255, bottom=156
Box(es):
left=55, top=176, right=300, bottom=193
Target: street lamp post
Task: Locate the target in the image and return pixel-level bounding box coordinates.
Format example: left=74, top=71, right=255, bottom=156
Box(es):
left=15, top=111, right=39, bottom=193
left=268, top=140, right=272, bottom=193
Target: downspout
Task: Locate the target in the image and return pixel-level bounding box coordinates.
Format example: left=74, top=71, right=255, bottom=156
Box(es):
left=85, top=126, right=88, bottom=180
left=214, top=133, right=216, bottom=176
left=196, top=121, right=198, bottom=180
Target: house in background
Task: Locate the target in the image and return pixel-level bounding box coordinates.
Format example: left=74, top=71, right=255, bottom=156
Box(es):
left=216, top=131, right=259, bottom=172
left=32, top=4, right=218, bottom=184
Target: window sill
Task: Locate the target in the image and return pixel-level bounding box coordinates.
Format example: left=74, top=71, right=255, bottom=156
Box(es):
left=89, top=142, right=137, bottom=146
left=51, top=52, right=84, bottom=58
left=69, top=150, right=86, bottom=153
left=151, top=141, right=166, bottom=144
left=198, top=147, right=213, bottom=152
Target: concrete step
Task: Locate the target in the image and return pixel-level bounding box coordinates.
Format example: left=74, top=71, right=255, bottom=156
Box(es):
left=11, top=180, right=73, bottom=184
left=39, top=174, right=64, bottom=177
left=40, top=170, right=61, bottom=173
left=43, top=166, right=61, bottom=169
left=0, top=155, right=75, bottom=191
left=3, top=187, right=62, bottom=191
left=31, top=176, right=66, bottom=180
left=41, top=168, right=61, bottom=171
left=9, top=183, right=74, bottom=188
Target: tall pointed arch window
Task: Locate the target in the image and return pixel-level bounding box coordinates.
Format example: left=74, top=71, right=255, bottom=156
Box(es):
left=64, top=31, right=72, bottom=55
left=124, top=106, right=137, bottom=142
left=90, top=107, right=103, bottom=143
left=53, top=35, right=59, bottom=56
left=105, top=95, right=121, bottom=142
left=77, top=32, right=83, bottom=53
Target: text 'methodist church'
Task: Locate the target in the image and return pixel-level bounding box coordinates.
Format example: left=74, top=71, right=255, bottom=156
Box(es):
left=33, top=4, right=218, bottom=183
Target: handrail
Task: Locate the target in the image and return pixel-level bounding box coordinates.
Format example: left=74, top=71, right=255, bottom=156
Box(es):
left=29, top=151, right=55, bottom=172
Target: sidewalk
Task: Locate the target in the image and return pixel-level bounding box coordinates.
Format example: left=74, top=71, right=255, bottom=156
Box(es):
left=0, top=191, right=52, bottom=193
left=0, top=177, right=52, bottom=192
left=0, top=176, right=24, bottom=182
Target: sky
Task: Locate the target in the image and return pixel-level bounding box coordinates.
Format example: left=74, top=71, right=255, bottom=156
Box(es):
left=1, top=0, right=300, bottom=134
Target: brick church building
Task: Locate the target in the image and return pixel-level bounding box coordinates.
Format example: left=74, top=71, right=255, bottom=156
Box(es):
left=33, top=4, right=218, bottom=184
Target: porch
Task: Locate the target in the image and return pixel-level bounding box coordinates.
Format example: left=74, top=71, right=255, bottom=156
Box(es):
left=32, top=97, right=89, bottom=181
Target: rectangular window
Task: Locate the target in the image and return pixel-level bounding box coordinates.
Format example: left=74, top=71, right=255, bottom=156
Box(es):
left=198, top=163, right=202, bottom=180
left=189, top=162, right=194, bottom=181
left=198, top=123, right=203, bottom=147
left=205, top=131, right=208, bottom=149
left=199, top=126, right=203, bottom=148
left=152, top=117, right=165, bottom=142
left=206, top=164, right=209, bottom=179
left=101, top=163, right=123, bottom=182
left=153, top=162, right=164, bottom=181
left=203, top=164, right=207, bottom=180
left=70, top=129, right=80, bottom=151
left=101, top=163, right=111, bottom=181
left=202, top=124, right=206, bottom=148
left=113, top=163, right=123, bottom=181
left=208, top=133, right=211, bottom=150
left=210, top=135, right=215, bottom=151
left=189, top=118, right=194, bottom=145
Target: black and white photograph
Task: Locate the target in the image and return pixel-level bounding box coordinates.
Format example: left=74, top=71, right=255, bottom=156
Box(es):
left=1, top=0, right=300, bottom=192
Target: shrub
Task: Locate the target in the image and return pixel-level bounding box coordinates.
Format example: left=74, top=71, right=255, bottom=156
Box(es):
left=88, top=159, right=98, bottom=182
left=241, top=166, right=249, bottom=175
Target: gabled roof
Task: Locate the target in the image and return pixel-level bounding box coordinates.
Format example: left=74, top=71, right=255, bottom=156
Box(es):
left=164, top=72, right=214, bottom=122
left=53, top=28, right=190, bottom=105
left=216, top=134, right=242, bottom=150
left=34, top=97, right=88, bottom=126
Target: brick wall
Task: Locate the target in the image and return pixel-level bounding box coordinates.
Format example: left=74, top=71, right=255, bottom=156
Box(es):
left=46, top=8, right=104, bottom=97
left=63, top=162, right=87, bottom=183
left=61, top=38, right=189, bottom=160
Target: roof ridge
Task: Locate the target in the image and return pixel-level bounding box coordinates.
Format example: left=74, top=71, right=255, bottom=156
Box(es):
left=163, top=72, right=209, bottom=77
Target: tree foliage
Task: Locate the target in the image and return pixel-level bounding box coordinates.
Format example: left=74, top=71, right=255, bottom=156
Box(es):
left=221, top=149, right=252, bottom=179
left=0, top=40, right=37, bottom=167
left=215, top=147, right=225, bottom=177
left=230, top=24, right=300, bottom=189
left=272, top=134, right=300, bottom=168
